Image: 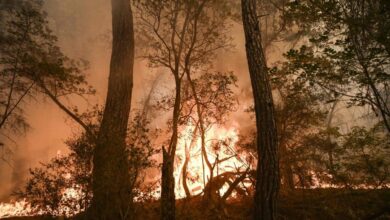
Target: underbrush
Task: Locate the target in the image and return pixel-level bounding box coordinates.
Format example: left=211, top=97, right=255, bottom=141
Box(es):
left=3, top=189, right=390, bottom=220
left=136, top=188, right=390, bottom=220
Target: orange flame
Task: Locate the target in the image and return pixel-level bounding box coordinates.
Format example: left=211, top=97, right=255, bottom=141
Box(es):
left=0, top=185, right=84, bottom=218
left=174, top=122, right=251, bottom=198
left=1, top=123, right=253, bottom=217
left=0, top=199, right=34, bottom=218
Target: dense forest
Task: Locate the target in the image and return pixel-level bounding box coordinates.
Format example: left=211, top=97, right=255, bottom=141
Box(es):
left=0, top=0, right=389, bottom=219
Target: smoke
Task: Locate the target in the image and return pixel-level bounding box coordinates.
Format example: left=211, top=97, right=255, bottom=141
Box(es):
left=0, top=0, right=259, bottom=201
left=0, top=0, right=111, bottom=200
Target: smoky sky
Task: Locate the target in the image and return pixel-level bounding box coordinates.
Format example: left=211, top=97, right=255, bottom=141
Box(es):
left=0, top=0, right=260, bottom=201
left=0, top=0, right=368, bottom=202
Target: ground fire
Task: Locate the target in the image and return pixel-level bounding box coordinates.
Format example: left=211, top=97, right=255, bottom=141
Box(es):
left=0, top=0, right=389, bottom=219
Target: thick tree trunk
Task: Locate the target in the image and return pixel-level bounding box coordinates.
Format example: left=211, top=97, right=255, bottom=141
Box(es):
left=88, top=0, right=135, bottom=219
left=241, top=0, right=279, bottom=219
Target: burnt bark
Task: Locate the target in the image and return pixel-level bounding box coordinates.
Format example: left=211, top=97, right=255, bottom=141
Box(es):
left=88, top=0, right=135, bottom=219
left=241, top=0, right=279, bottom=219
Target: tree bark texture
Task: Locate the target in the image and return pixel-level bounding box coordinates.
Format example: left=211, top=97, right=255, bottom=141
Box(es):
left=241, top=0, right=280, bottom=219
left=88, top=0, right=135, bottom=219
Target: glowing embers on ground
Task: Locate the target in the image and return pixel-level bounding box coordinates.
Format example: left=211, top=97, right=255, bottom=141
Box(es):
left=174, top=122, right=253, bottom=199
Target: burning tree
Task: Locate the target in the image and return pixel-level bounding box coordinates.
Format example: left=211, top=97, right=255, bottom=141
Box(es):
left=134, top=0, right=233, bottom=218
left=178, top=72, right=246, bottom=196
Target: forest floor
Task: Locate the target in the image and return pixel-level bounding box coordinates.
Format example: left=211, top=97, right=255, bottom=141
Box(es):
left=3, top=189, right=390, bottom=220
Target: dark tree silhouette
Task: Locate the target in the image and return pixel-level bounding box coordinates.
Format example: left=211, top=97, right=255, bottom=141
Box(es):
left=0, top=0, right=95, bottom=161
left=88, top=0, right=135, bottom=219
left=284, top=0, right=390, bottom=133
left=241, top=0, right=279, bottom=219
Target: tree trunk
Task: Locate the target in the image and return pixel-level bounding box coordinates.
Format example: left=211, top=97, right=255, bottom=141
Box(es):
left=185, top=70, right=213, bottom=195
left=182, top=125, right=199, bottom=198
left=182, top=142, right=191, bottom=198
left=283, top=161, right=295, bottom=191
left=88, top=0, right=135, bottom=219
left=241, top=0, right=279, bottom=219
left=326, top=99, right=338, bottom=174
left=280, top=142, right=294, bottom=191
left=161, top=147, right=176, bottom=220
left=161, top=76, right=181, bottom=220
left=278, top=129, right=294, bottom=191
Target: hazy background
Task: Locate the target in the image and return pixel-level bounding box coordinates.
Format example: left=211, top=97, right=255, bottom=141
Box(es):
left=0, top=0, right=255, bottom=201
left=0, top=0, right=368, bottom=202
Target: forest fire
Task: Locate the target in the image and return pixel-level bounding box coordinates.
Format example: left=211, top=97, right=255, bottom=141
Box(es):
left=0, top=125, right=251, bottom=218
left=0, top=200, right=32, bottom=218
left=0, top=124, right=253, bottom=218
left=1, top=0, right=389, bottom=219
left=174, top=123, right=252, bottom=198
left=0, top=185, right=84, bottom=218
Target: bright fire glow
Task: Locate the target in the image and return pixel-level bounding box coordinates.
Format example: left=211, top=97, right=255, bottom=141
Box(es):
left=0, top=185, right=84, bottom=218
left=0, top=199, right=32, bottom=218
left=174, top=122, right=252, bottom=198
left=0, top=123, right=252, bottom=217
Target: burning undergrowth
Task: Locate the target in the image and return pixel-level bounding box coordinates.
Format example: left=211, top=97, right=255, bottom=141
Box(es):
left=0, top=109, right=255, bottom=218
